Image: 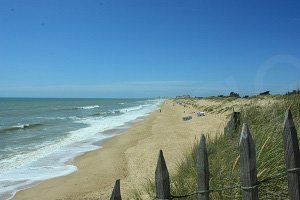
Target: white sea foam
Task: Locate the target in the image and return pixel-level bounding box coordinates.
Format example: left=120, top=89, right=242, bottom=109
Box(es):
left=118, top=103, right=154, bottom=114
left=0, top=99, right=164, bottom=200
left=37, top=116, right=82, bottom=121
left=75, top=105, right=100, bottom=110
left=12, top=124, right=30, bottom=129
left=119, top=105, right=143, bottom=113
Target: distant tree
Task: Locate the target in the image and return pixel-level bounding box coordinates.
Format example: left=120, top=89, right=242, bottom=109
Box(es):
left=243, top=95, right=249, bottom=98
left=218, top=95, right=224, bottom=97
left=229, top=92, right=240, bottom=98
left=259, top=91, right=270, bottom=95
left=286, top=89, right=300, bottom=95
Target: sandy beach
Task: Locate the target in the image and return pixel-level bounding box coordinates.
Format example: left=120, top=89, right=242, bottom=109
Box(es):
left=14, top=100, right=226, bottom=200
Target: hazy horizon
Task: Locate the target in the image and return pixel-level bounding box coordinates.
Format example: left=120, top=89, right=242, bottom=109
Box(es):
left=0, top=89, right=297, bottom=99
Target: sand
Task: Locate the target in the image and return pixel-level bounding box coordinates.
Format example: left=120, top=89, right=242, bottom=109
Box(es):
left=13, top=100, right=226, bottom=200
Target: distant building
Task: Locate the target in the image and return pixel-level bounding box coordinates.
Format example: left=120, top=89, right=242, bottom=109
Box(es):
left=176, top=95, right=191, bottom=99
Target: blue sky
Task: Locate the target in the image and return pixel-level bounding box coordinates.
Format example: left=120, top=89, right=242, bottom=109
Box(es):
left=0, top=0, right=300, bottom=98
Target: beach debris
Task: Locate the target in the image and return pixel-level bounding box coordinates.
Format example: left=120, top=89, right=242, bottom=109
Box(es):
left=197, top=112, right=205, bottom=117
left=182, top=116, right=192, bottom=121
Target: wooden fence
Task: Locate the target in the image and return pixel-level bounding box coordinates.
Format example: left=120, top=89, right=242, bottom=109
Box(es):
left=110, top=109, right=300, bottom=200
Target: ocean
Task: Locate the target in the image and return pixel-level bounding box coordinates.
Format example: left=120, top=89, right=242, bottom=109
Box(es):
left=0, top=98, right=163, bottom=199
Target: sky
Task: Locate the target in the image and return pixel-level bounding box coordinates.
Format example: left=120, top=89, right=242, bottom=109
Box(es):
left=0, top=0, right=300, bottom=98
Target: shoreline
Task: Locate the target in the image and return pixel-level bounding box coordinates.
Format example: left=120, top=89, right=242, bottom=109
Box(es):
left=12, top=103, right=162, bottom=200
left=2, top=107, right=159, bottom=199
left=13, top=100, right=226, bottom=199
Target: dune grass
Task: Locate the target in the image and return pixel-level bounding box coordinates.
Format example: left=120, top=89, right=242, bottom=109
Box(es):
left=133, top=94, right=300, bottom=199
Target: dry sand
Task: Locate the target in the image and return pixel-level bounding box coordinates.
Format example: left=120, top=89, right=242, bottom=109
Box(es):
left=14, top=100, right=226, bottom=200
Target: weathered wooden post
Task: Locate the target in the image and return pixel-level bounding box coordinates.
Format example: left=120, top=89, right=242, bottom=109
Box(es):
left=196, top=134, right=210, bottom=200
left=155, top=150, right=171, bottom=199
left=283, top=109, right=300, bottom=199
left=110, top=179, right=121, bottom=200
left=239, top=124, right=258, bottom=200
left=224, top=109, right=241, bottom=136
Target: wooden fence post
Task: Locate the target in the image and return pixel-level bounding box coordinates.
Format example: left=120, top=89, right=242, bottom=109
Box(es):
left=196, top=134, right=210, bottom=200
left=283, top=109, right=300, bottom=199
left=155, top=150, right=171, bottom=199
left=110, top=179, right=121, bottom=200
left=239, top=123, right=258, bottom=200
left=224, top=110, right=241, bottom=136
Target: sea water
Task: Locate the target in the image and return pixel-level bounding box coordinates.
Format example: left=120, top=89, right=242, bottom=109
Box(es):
left=0, top=98, right=163, bottom=199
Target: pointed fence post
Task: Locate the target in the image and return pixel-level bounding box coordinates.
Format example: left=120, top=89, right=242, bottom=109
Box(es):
left=155, top=150, right=171, bottom=199
left=196, top=134, right=209, bottom=200
left=110, top=179, right=121, bottom=200
left=283, top=109, right=300, bottom=199
left=239, top=124, right=258, bottom=200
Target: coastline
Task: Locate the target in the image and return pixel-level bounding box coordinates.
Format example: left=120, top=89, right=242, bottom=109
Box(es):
left=13, top=100, right=226, bottom=199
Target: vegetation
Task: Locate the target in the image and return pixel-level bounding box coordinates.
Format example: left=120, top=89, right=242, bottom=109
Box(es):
left=259, top=91, right=271, bottom=96
left=286, top=89, right=300, bottom=96
left=229, top=91, right=240, bottom=98
left=133, top=94, right=300, bottom=199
